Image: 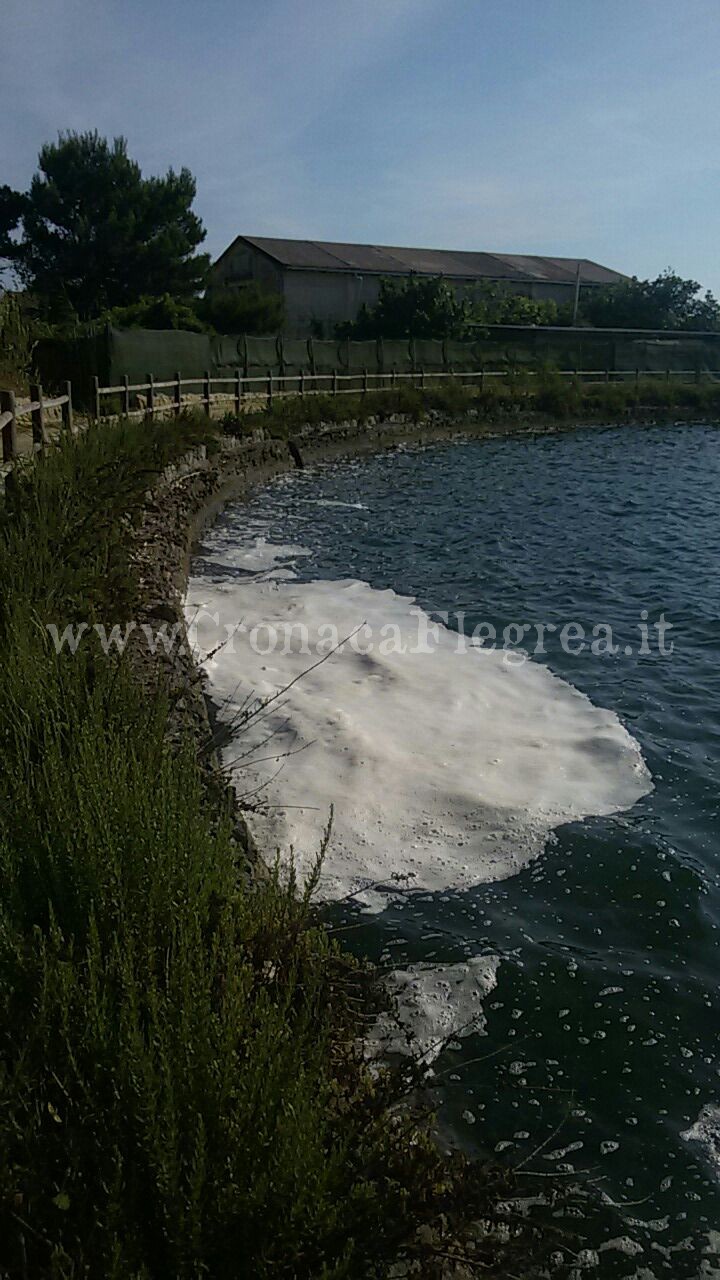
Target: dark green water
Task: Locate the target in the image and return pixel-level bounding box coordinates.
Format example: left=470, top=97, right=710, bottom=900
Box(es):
left=205, top=422, right=720, bottom=1268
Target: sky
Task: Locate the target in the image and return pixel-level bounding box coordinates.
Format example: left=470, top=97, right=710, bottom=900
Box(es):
left=3, top=0, right=720, bottom=292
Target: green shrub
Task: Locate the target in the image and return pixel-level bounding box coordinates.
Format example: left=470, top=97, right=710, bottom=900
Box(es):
left=199, top=285, right=285, bottom=335
left=105, top=293, right=207, bottom=332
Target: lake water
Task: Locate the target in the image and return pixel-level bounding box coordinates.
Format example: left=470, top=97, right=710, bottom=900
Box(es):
left=187, top=422, right=720, bottom=1271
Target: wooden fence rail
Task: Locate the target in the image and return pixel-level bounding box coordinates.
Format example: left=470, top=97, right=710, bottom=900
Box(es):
left=93, top=365, right=719, bottom=422
left=2, top=367, right=717, bottom=464
left=1, top=382, right=73, bottom=463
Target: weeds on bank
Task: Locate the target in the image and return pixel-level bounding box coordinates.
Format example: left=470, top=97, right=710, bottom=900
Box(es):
left=222, top=371, right=720, bottom=439
left=0, top=417, right=569, bottom=1278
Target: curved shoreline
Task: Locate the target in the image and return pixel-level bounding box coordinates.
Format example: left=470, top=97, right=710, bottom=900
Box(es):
left=7, top=406, right=702, bottom=1275
left=185, top=404, right=707, bottom=576
left=138, top=404, right=704, bottom=763
left=122, top=409, right=710, bottom=1270
left=126, top=402, right=696, bottom=890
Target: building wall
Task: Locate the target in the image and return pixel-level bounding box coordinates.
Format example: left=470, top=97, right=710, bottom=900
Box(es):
left=211, top=242, right=284, bottom=294
left=281, top=271, right=385, bottom=335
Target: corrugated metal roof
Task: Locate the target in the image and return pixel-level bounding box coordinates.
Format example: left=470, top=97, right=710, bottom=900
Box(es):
left=234, top=236, right=626, bottom=284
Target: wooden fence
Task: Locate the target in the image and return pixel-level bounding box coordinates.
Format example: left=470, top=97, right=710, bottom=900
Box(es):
left=1, top=382, right=73, bottom=462
left=93, top=365, right=717, bottom=422
left=1, top=366, right=716, bottom=460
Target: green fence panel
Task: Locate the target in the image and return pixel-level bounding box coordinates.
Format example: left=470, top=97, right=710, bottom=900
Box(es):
left=210, top=334, right=246, bottom=375
left=344, top=341, right=377, bottom=372
left=280, top=338, right=313, bottom=374
left=244, top=336, right=282, bottom=373
left=106, top=327, right=211, bottom=385
left=34, top=329, right=110, bottom=407
left=411, top=339, right=445, bottom=371
left=624, top=336, right=720, bottom=373
left=444, top=339, right=481, bottom=370
left=307, top=340, right=340, bottom=373
left=381, top=340, right=413, bottom=372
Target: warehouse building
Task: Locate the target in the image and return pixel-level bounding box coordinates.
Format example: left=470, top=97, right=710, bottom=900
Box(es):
left=209, top=235, right=628, bottom=336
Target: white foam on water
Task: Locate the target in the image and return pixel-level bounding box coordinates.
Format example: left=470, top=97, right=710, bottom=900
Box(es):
left=365, top=956, right=500, bottom=1064
left=195, top=536, right=311, bottom=575
left=681, top=1104, right=720, bottom=1176
left=186, top=539, right=653, bottom=906
left=301, top=499, right=369, bottom=510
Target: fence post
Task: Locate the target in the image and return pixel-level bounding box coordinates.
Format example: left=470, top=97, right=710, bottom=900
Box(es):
left=169, top=368, right=179, bottom=417
left=420, top=367, right=425, bottom=390
left=665, top=367, right=670, bottom=383
left=605, top=368, right=610, bottom=383
left=203, top=370, right=211, bottom=417
left=235, top=368, right=242, bottom=415
left=146, top=374, right=155, bottom=420
left=1, top=389, right=17, bottom=462
left=92, top=375, right=100, bottom=422
left=299, top=368, right=305, bottom=397
left=61, top=381, right=73, bottom=434
left=266, top=369, right=273, bottom=408
left=362, top=366, right=368, bottom=395
left=30, top=383, right=46, bottom=449
left=391, top=365, right=397, bottom=390
left=332, top=368, right=338, bottom=397
left=123, top=374, right=130, bottom=417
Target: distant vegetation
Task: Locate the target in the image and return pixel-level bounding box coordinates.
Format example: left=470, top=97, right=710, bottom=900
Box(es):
left=0, top=132, right=208, bottom=320
left=0, top=131, right=283, bottom=343
left=104, top=286, right=285, bottom=337
left=339, top=271, right=720, bottom=340
left=580, top=268, right=720, bottom=331
left=338, top=275, right=562, bottom=340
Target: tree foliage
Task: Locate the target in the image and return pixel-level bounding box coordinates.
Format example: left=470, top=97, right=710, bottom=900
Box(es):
left=341, top=269, right=720, bottom=340
left=471, top=282, right=563, bottom=327
left=340, top=274, right=566, bottom=339
left=580, top=269, right=720, bottom=331
left=0, top=132, right=210, bottom=320
left=104, top=294, right=207, bottom=333
left=340, top=276, right=473, bottom=339
left=102, top=286, right=285, bottom=335
left=198, top=284, right=285, bottom=335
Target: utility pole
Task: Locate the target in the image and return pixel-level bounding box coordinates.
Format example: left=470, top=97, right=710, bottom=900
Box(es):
left=571, top=261, right=582, bottom=326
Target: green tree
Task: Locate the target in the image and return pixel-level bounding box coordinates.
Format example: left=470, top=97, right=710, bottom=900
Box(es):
left=340, top=275, right=473, bottom=339
left=199, top=284, right=285, bottom=334
left=0, top=132, right=209, bottom=320
left=340, top=274, right=567, bottom=339
left=470, top=282, right=561, bottom=326
left=104, top=294, right=207, bottom=333
left=581, top=269, right=720, bottom=331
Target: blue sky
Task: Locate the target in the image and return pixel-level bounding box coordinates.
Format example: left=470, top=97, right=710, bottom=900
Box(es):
left=3, top=0, right=720, bottom=292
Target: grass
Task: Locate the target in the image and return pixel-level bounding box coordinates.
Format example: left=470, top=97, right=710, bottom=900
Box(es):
left=0, top=414, right=567, bottom=1278
left=220, top=371, right=720, bottom=440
